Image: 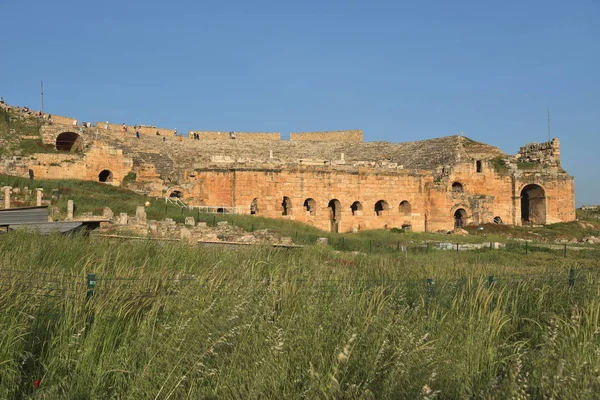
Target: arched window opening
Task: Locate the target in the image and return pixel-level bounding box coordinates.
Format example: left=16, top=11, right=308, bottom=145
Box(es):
left=493, top=216, right=503, bottom=224
left=476, top=160, right=482, bottom=173
left=98, top=170, right=113, bottom=183
left=282, top=196, right=292, bottom=216
left=452, top=182, right=464, bottom=193
left=520, top=184, right=546, bottom=225
left=350, top=201, right=363, bottom=216
left=374, top=200, right=389, bottom=216
left=28, top=169, right=34, bottom=180
left=169, top=190, right=183, bottom=198
left=217, top=207, right=224, bottom=213
left=454, top=208, right=467, bottom=228
left=328, top=199, right=342, bottom=233
left=250, top=198, right=258, bottom=215
left=55, top=132, right=83, bottom=152
left=303, top=198, right=316, bottom=216
left=399, top=200, right=411, bottom=215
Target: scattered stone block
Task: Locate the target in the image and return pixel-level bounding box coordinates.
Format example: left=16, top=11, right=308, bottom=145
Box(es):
left=217, top=221, right=228, bottom=227
left=185, top=216, right=195, bottom=226
left=316, top=237, right=328, bottom=246
left=135, top=206, right=146, bottom=222
left=103, top=207, right=113, bottom=219
left=118, top=213, right=128, bottom=225
left=197, top=222, right=208, bottom=228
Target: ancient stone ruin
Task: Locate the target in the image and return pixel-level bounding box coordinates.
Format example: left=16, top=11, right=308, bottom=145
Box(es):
left=0, top=100, right=576, bottom=232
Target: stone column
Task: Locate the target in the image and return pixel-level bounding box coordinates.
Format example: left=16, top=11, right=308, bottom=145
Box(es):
left=67, top=200, right=74, bottom=220
left=36, top=188, right=43, bottom=206
left=3, top=186, right=11, bottom=209
left=135, top=205, right=146, bottom=223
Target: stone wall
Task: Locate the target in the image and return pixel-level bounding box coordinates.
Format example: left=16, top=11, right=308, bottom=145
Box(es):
left=95, top=122, right=175, bottom=137
left=290, top=130, right=363, bottom=142
left=190, top=131, right=281, bottom=141
left=517, top=138, right=561, bottom=164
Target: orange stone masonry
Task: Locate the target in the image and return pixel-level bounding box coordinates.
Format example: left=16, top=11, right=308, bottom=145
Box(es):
left=0, top=105, right=575, bottom=233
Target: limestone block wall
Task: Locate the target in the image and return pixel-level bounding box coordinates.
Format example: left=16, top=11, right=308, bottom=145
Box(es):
left=184, top=167, right=427, bottom=232
left=190, top=131, right=281, bottom=141
left=518, top=138, right=561, bottom=164
left=29, top=145, right=134, bottom=186
left=95, top=122, right=175, bottom=137
left=290, top=130, right=363, bottom=143
left=49, top=115, right=78, bottom=126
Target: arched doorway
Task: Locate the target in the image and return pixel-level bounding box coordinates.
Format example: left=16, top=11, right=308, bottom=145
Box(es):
left=328, top=199, right=342, bottom=232
left=350, top=201, right=363, bottom=216
left=169, top=190, right=183, bottom=198
left=282, top=196, right=292, bottom=216
left=250, top=198, right=258, bottom=215
left=303, top=198, right=316, bottom=216
left=399, top=200, right=411, bottom=215
left=55, top=132, right=83, bottom=152
left=98, top=170, right=113, bottom=183
left=521, top=184, right=546, bottom=224
left=374, top=200, right=389, bottom=216
left=454, top=208, right=467, bottom=228
left=28, top=169, right=34, bottom=180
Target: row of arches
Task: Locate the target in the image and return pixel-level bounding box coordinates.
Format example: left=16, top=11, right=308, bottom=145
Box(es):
left=265, top=197, right=413, bottom=218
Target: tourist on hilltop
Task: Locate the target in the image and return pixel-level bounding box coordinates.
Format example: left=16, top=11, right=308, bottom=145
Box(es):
left=105, top=121, right=109, bottom=130
left=0, top=97, right=4, bottom=104
left=174, top=128, right=177, bottom=136
left=136, top=130, right=140, bottom=139
left=156, top=130, right=160, bottom=136
left=122, top=123, right=127, bottom=133
left=73, top=119, right=78, bottom=126
left=162, top=136, right=166, bottom=142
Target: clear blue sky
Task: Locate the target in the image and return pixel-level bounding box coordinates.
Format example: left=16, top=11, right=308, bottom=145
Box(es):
left=1, top=0, right=598, bottom=206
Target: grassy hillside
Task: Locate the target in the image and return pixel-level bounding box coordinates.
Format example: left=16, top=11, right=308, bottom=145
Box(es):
left=0, top=232, right=599, bottom=398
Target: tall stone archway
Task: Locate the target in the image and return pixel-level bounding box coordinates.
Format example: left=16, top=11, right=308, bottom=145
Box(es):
left=521, top=184, right=546, bottom=224
left=328, top=199, right=342, bottom=233
left=98, top=170, right=113, bottom=183
left=56, top=132, right=83, bottom=152
left=454, top=208, right=467, bottom=228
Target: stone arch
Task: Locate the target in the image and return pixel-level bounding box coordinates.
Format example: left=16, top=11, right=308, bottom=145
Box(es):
left=282, top=196, right=292, bottom=216
left=520, top=184, right=546, bottom=224
left=493, top=216, right=503, bottom=224
left=98, top=169, right=113, bottom=183
left=454, top=208, right=467, bottom=228
left=399, top=200, right=411, bottom=215
left=55, top=132, right=83, bottom=152
left=374, top=200, right=389, bottom=216
left=328, top=199, right=342, bottom=232
left=303, top=198, right=316, bottom=216
left=250, top=198, right=258, bottom=215
left=169, top=190, right=183, bottom=198
left=350, top=201, right=363, bottom=216
left=452, top=182, right=464, bottom=193
left=28, top=169, right=34, bottom=180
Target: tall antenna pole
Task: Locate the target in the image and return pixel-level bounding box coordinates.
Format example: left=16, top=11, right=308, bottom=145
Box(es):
left=547, top=108, right=550, bottom=142
left=40, top=81, right=45, bottom=114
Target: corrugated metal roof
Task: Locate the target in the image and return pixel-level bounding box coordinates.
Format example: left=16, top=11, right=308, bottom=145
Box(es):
left=0, top=207, right=49, bottom=225
left=8, top=222, right=83, bottom=234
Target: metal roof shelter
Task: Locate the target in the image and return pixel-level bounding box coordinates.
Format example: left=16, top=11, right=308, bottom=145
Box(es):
left=0, top=206, right=106, bottom=235
left=0, top=206, right=49, bottom=225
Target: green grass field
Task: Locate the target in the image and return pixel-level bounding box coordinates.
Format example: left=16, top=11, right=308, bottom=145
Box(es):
left=1, top=232, right=599, bottom=399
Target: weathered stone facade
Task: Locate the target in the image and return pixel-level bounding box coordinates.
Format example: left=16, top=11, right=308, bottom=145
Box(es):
left=0, top=104, right=576, bottom=232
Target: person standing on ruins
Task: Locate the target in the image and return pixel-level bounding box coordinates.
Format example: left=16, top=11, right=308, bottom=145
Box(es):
left=136, top=130, right=140, bottom=139
left=122, top=123, right=127, bottom=133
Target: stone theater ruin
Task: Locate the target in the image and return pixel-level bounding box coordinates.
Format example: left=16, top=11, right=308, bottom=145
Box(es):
left=1, top=101, right=576, bottom=233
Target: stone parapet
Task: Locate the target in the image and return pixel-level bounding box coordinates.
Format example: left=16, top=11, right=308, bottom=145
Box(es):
left=290, top=130, right=363, bottom=142
left=190, top=131, right=281, bottom=141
